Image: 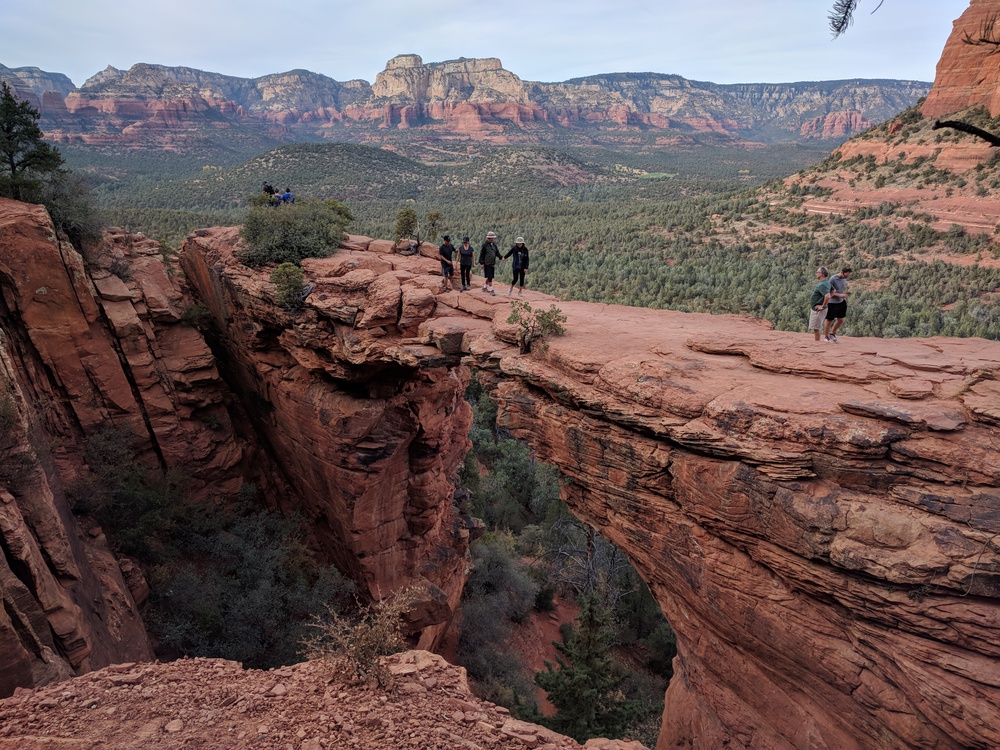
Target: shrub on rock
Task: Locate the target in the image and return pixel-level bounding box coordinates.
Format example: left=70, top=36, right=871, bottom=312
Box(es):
left=238, top=199, right=353, bottom=266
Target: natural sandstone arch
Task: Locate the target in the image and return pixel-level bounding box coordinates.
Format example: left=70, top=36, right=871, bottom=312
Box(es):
left=178, top=230, right=1000, bottom=750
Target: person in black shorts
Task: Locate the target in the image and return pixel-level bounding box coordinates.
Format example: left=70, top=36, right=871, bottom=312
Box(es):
left=824, top=266, right=851, bottom=342
left=438, top=235, right=458, bottom=292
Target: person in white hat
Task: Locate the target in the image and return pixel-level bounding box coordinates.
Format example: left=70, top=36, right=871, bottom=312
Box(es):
left=503, top=237, right=530, bottom=296
left=478, top=231, right=501, bottom=295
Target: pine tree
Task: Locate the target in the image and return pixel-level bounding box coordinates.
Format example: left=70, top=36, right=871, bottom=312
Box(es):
left=535, top=593, right=639, bottom=742
left=0, top=82, right=64, bottom=202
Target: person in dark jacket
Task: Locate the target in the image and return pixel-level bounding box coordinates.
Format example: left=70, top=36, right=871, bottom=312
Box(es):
left=478, top=231, right=500, bottom=295
left=458, top=236, right=475, bottom=290
left=503, top=237, right=530, bottom=296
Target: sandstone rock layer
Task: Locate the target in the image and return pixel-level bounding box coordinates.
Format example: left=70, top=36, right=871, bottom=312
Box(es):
left=179, top=231, right=479, bottom=649
left=176, top=231, right=1000, bottom=749
left=923, top=0, right=1000, bottom=119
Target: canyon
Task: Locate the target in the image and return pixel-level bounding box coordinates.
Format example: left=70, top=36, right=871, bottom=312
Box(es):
left=3, top=2, right=1000, bottom=747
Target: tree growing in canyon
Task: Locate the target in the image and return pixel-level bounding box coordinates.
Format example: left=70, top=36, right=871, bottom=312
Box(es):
left=507, top=300, right=567, bottom=354
left=0, top=82, right=64, bottom=202
left=535, top=593, right=639, bottom=742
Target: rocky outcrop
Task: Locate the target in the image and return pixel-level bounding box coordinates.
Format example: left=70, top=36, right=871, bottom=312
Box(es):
left=0, top=650, right=647, bottom=749
left=2, top=193, right=999, bottom=745
left=0, top=202, right=480, bottom=694
left=799, top=110, right=871, bottom=139
left=0, top=198, right=239, bottom=694
left=485, top=317, right=1000, bottom=750
left=922, top=0, right=1000, bottom=118
left=0, top=64, right=76, bottom=101
left=174, top=229, right=1000, bottom=749
left=179, top=232, right=479, bottom=649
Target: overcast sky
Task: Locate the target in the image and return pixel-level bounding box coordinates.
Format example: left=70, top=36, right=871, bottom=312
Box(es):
left=4, top=0, right=970, bottom=88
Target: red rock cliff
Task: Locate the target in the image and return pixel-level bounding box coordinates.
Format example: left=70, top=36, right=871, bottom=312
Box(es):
left=922, top=0, right=1000, bottom=118
left=0, top=198, right=248, bottom=694
left=5, top=208, right=999, bottom=748
left=0, top=203, right=479, bottom=695
left=484, top=314, right=1000, bottom=750
left=178, top=230, right=479, bottom=650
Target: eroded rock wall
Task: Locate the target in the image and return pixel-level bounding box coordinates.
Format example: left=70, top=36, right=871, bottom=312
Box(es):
left=0, top=198, right=247, bottom=694
left=178, top=230, right=479, bottom=649
left=176, top=229, right=1000, bottom=749
left=922, top=0, right=1000, bottom=119
left=4, top=206, right=998, bottom=747
left=479, top=310, right=1000, bottom=750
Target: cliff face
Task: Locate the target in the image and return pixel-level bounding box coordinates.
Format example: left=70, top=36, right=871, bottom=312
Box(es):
left=0, top=64, right=76, bottom=100
left=0, top=198, right=244, bottom=694
left=2, top=200, right=999, bottom=744
left=922, top=0, right=1000, bottom=118
left=14, top=57, right=930, bottom=151
left=172, top=231, right=1000, bottom=750
left=485, top=317, right=1000, bottom=750
left=178, top=231, right=478, bottom=649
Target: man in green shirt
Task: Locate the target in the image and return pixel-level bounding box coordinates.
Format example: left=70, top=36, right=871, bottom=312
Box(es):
left=809, top=267, right=833, bottom=342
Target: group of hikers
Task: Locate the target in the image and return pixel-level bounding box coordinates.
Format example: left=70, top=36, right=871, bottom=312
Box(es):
left=809, top=266, right=852, bottom=342
left=436, top=231, right=530, bottom=296
left=261, top=182, right=295, bottom=206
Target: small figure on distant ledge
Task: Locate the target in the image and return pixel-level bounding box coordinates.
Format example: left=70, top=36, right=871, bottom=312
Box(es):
left=278, top=188, right=295, bottom=205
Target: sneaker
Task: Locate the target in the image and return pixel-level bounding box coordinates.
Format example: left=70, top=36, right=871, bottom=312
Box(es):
left=489, top=287, right=495, bottom=295
left=822, top=336, right=831, bottom=342
left=508, top=288, right=513, bottom=296
left=518, top=289, right=523, bottom=296
left=482, top=284, right=488, bottom=291
left=828, top=334, right=839, bottom=343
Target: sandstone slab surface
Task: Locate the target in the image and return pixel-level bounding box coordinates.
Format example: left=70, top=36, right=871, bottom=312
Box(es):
left=178, top=227, right=1000, bottom=750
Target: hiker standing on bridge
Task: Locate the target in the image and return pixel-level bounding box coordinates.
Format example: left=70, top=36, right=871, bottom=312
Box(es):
left=458, top=236, right=474, bottom=290
left=438, top=235, right=458, bottom=292
left=478, top=231, right=500, bottom=295
left=823, top=267, right=851, bottom=343
left=503, top=237, right=530, bottom=296
left=809, top=267, right=833, bottom=342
